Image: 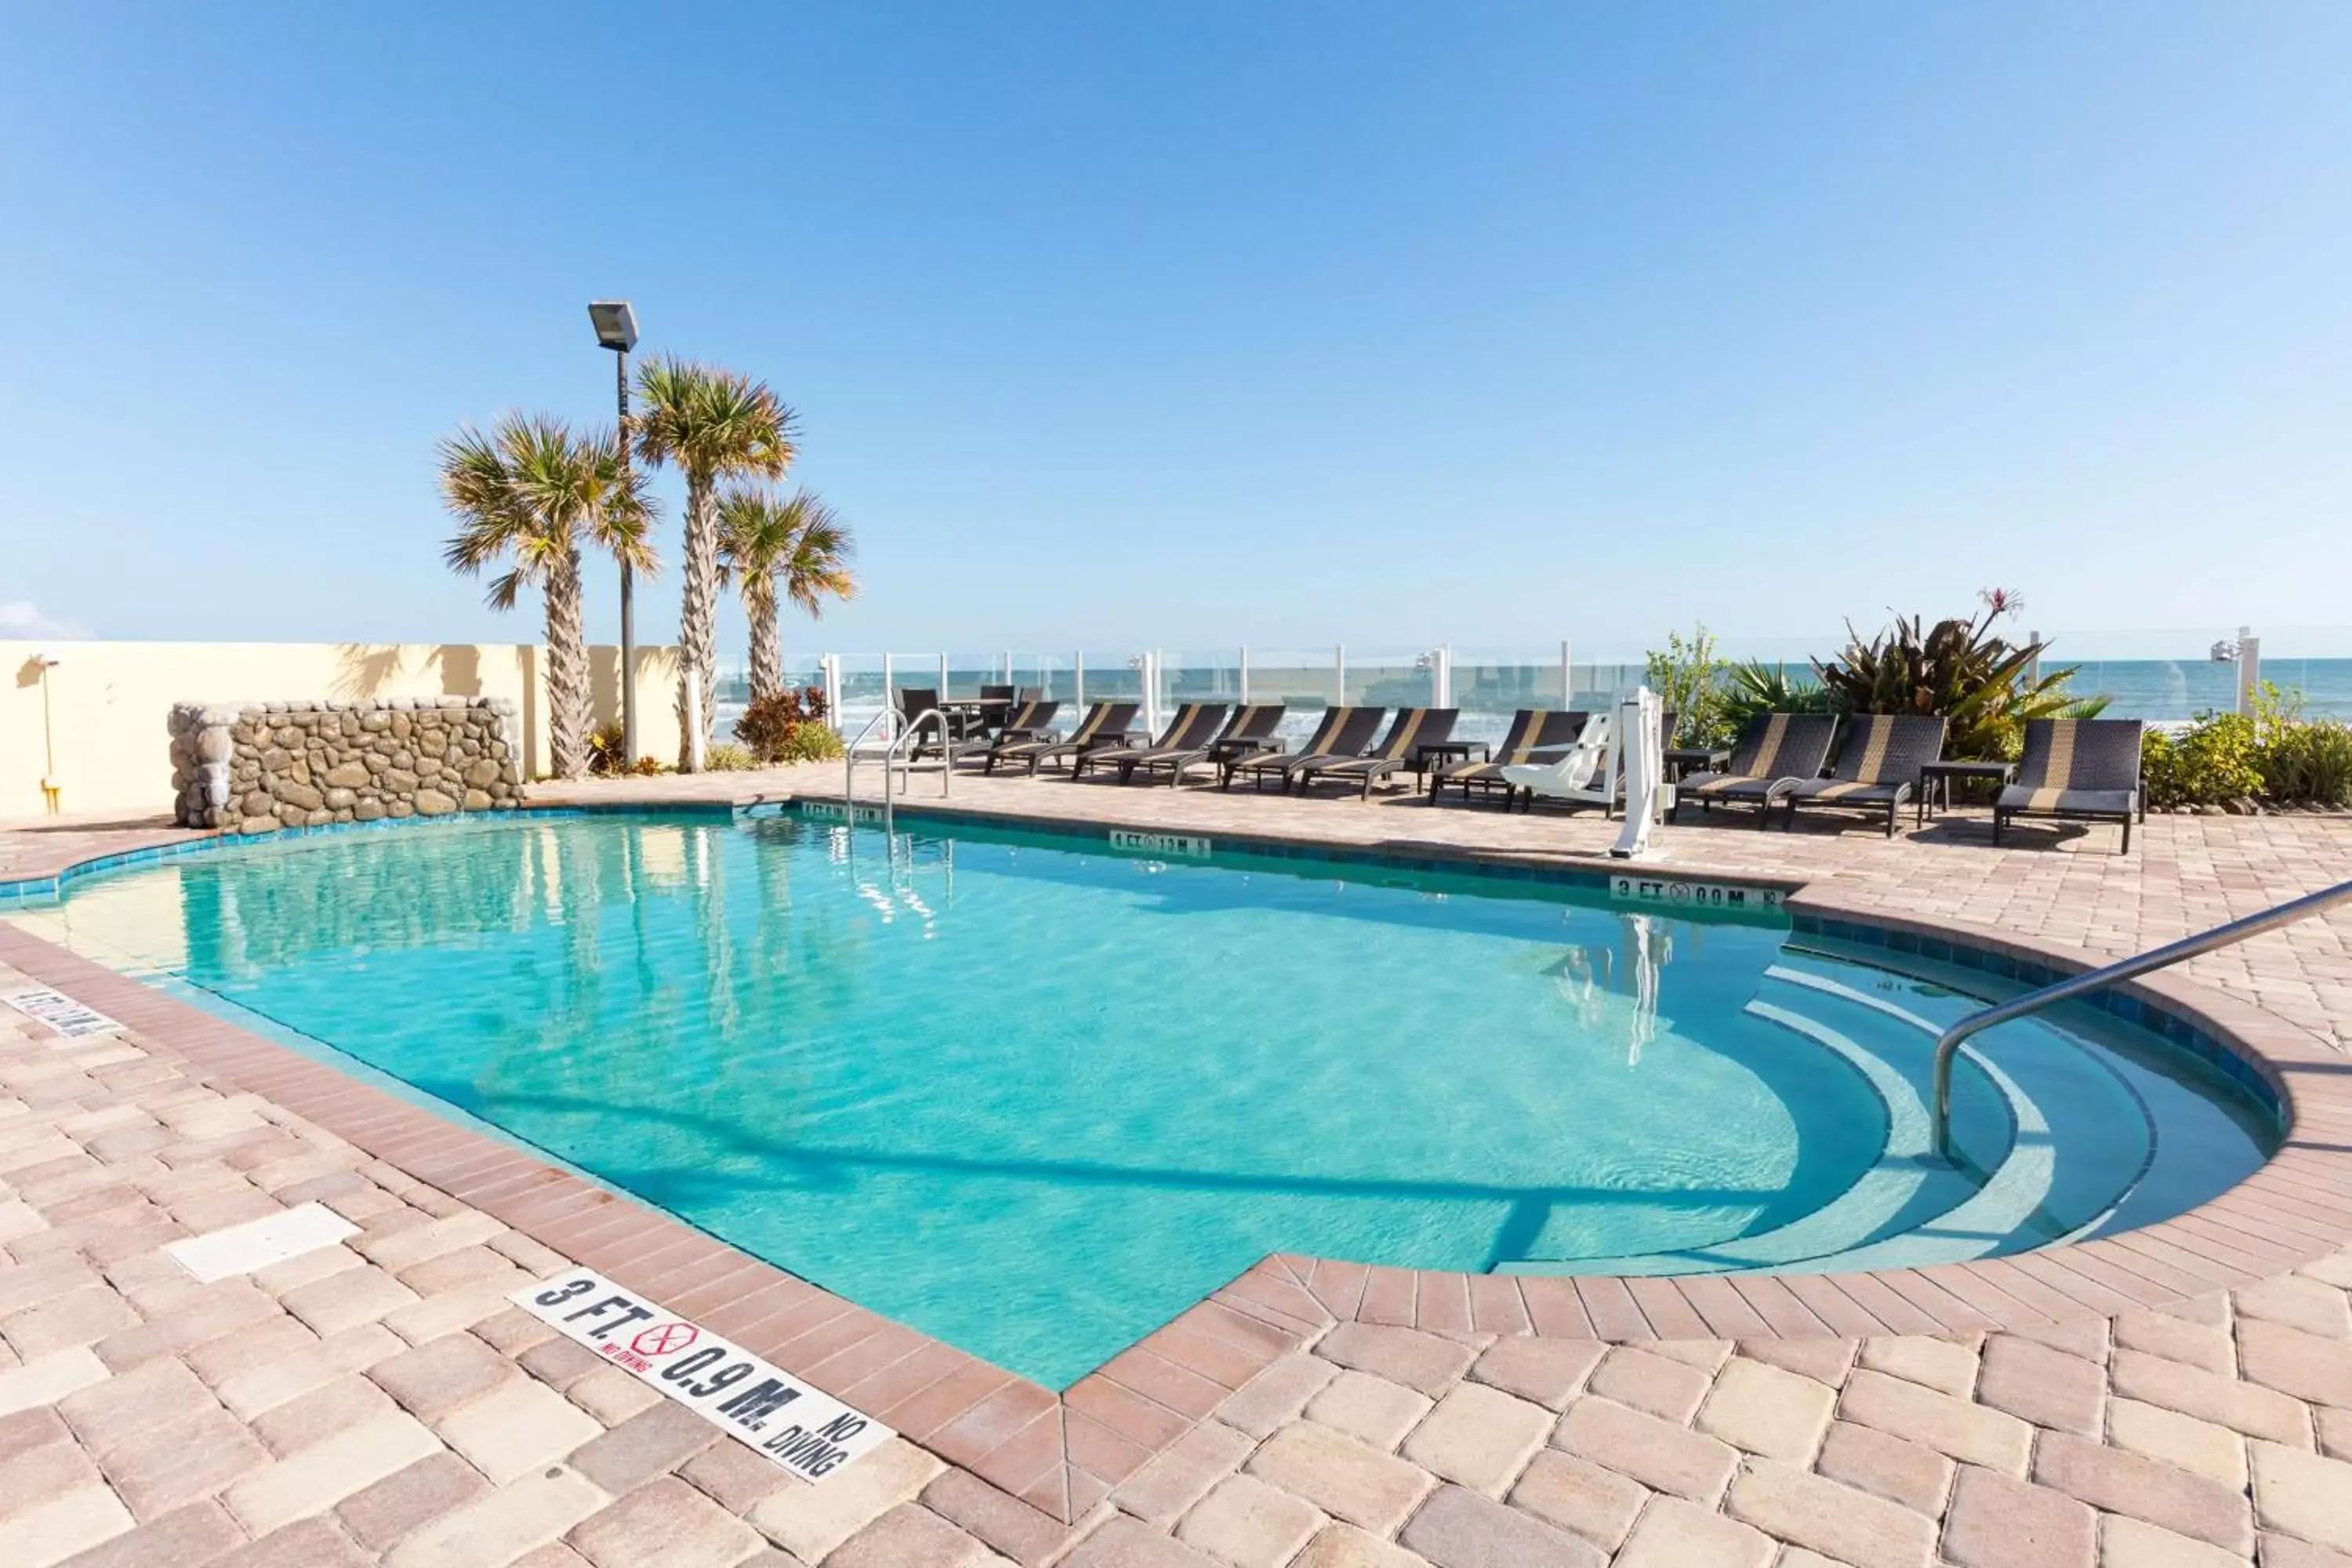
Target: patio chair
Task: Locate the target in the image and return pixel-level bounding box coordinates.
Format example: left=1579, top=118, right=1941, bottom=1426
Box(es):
left=1429, top=710, right=1586, bottom=806
left=891, top=686, right=956, bottom=757
left=987, top=701, right=1140, bottom=776
left=1072, top=702, right=1233, bottom=782
left=1124, top=703, right=1287, bottom=787
left=1994, top=718, right=2146, bottom=853
left=1501, top=712, right=1617, bottom=814
left=953, top=699, right=1060, bottom=764
left=1777, top=714, right=1947, bottom=837
left=1300, top=709, right=1459, bottom=799
left=1672, top=713, right=1840, bottom=828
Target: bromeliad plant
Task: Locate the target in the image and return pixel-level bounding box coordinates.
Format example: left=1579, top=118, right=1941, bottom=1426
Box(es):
left=1813, top=590, right=2100, bottom=761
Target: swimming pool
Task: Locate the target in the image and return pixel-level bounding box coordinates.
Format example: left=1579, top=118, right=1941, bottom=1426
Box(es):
left=22, top=809, right=2274, bottom=1388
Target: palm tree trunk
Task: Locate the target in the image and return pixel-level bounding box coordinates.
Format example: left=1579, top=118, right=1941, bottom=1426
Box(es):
left=677, top=473, right=719, bottom=769
left=747, top=586, right=782, bottom=704
left=545, top=547, right=590, bottom=779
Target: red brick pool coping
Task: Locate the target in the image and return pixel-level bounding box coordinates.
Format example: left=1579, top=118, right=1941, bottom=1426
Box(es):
left=4, top=804, right=2349, bottom=1528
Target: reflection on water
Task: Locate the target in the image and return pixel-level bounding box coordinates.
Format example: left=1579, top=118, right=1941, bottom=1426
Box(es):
left=1546, top=912, right=1671, bottom=1066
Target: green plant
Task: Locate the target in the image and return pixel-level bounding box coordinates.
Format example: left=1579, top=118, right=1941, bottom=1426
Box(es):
left=440, top=415, right=658, bottom=781
left=1644, top=624, right=1731, bottom=747
left=1719, top=660, right=1838, bottom=730
left=718, top=488, right=857, bottom=703
left=705, top=742, right=757, bottom=771
left=586, top=723, right=627, bottom=776
left=1813, top=590, right=2102, bottom=761
left=771, top=722, right=845, bottom=763
left=633, top=358, right=797, bottom=771
left=2142, top=712, right=2264, bottom=808
left=2236, top=681, right=2350, bottom=806
left=735, top=685, right=837, bottom=763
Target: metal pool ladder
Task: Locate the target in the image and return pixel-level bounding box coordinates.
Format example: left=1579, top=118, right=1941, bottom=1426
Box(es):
left=842, top=706, right=953, bottom=833
left=1930, top=877, right=2352, bottom=1158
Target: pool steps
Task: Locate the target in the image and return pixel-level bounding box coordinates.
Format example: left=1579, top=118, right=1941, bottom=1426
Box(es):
left=1499, top=947, right=2175, bottom=1279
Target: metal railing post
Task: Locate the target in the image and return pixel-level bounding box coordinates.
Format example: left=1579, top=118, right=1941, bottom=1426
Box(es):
left=2238, top=628, right=2262, bottom=717
left=1930, top=877, right=2352, bottom=1157
left=1239, top=646, right=1250, bottom=705
left=1335, top=644, right=1346, bottom=706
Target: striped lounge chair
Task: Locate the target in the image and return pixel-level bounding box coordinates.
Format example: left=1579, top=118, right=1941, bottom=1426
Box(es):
left=1672, top=713, right=1839, bottom=828
left=1073, top=702, right=1233, bottom=783
left=1776, top=714, right=1947, bottom=837
left=1122, top=703, right=1287, bottom=787
left=1994, top=718, right=2146, bottom=853
left=1225, top=707, right=1384, bottom=792
left=1429, top=710, right=1586, bottom=806
left=987, top=701, right=1140, bottom=776
left=1299, top=709, right=1459, bottom=799
left=952, top=699, right=1059, bottom=764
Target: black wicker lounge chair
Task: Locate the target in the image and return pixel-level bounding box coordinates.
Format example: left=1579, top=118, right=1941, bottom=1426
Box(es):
left=1225, top=707, right=1376, bottom=792
left=1776, top=714, right=1947, bottom=837
left=1073, top=702, right=1234, bottom=782
left=987, top=701, right=1140, bottom=776
left=953, top=699, right=1060, bottom=764
left=1672, top=713, right=1840, bottom=828
left=1430, top=710, right=1586, bottom=806
left=1994, top=718, right=2146, bottom=852
left=1119, top=703, right=1286, bottom=787
left=1300, top=710, right=1460, bottom=800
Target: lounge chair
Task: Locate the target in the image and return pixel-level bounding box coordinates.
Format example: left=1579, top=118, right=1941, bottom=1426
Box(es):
left=1994, top=718, right=2145, bottom=853
left=1299, top=709, right=1460, bottom=799
left=1242, top=707, right=1388, bottom=793
left=1122, top=703, right=1287, bottom=787
left=1672, top=713, right=1840, bottom=828
left=1777, top=714, right=1947, bottom=837
left=1501, top=712, right=1617, bottom=813
left=1072, top=702, right=1233, bottom=782
left=987, top=701, right=1140, bottom=776
left=1429, top=710, right=1586, bottom=805
left=953, top=699, right=1060, bottom=764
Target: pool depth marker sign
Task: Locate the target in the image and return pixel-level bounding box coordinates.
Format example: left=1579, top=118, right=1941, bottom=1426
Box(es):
left=2, top=987, right=122, bottom=1039
left=1609, top=874, right=1783, bottom=912
left=1107, top=829, right=1211, bottom=858
left=512, top=1266, right=891, bottom=1482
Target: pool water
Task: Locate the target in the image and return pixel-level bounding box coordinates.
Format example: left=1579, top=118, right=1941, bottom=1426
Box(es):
left=25, top=811, right=2274, bottom=1388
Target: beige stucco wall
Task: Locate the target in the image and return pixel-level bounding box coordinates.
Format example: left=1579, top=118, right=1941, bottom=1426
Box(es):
left=1, top=641, right=681, bottom=821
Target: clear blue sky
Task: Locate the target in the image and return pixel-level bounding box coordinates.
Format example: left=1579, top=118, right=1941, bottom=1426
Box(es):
left=3, top=2, right=2347, bottom=663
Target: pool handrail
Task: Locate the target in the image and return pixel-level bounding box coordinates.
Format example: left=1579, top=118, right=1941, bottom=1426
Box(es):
left=1929, top=876, right=2352, bottom=1157
left=842, top=706, right=905, bottom=814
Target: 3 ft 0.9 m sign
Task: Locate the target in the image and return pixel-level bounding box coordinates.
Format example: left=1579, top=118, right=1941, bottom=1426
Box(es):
left=513, top=1267, right=894, bottom=1481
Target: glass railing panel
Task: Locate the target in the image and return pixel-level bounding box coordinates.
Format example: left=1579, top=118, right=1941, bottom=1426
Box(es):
left=1344, top=650, right=1434, bottom=710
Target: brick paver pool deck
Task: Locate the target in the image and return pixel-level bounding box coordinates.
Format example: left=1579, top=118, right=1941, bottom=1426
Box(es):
left=1, top=764, right=2350, bottom=1566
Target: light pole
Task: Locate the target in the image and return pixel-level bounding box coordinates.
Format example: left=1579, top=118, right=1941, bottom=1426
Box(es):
left=34, top=649, right=62, bottom=814
left=589, top=300, right=641, bottom=764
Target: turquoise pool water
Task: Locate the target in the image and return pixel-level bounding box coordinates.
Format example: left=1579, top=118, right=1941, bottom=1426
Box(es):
left=24, top=811, right=2274, bottom=1388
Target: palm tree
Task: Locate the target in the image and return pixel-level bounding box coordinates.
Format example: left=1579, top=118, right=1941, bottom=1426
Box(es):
left=632, top=358, right=796, bottom=768
left=716, top=488, right=857, bottom=702
left=440, top=415, right=657, bottom=779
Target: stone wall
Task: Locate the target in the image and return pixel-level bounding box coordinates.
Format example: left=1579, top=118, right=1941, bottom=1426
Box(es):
left=169, top=698, right=523, bottom=833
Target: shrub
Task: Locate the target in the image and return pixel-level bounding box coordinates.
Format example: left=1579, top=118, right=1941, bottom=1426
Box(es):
left=1645, top=625, right=1733, bottom=747
left=705, top=743, right=757, bottom=771
left=2142, top=712, right=2264, bottom=808
left=735, top=685, right=839, bottom=764
left=587, top=723, right=628, bottom=776
left=1719, top=661, right=1838, bottom=731
left=2259, top=718, right=2352, bottom=808
left=771, top=722, right=845, bottom=763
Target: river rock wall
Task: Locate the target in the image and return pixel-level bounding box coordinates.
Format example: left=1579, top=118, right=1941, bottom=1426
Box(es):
left=169, top=698, right=523, bottom=833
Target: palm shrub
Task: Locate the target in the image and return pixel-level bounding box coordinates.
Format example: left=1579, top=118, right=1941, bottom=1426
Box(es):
left=1813, top=594, right=2100, bottom=761
left=1719, top=661, right=1838, bottom=731
left=440, top=416, right=655, bottom=780
left=633, top=358, right=797, bottom=769
left=717, top=488, right=856, bottom=702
